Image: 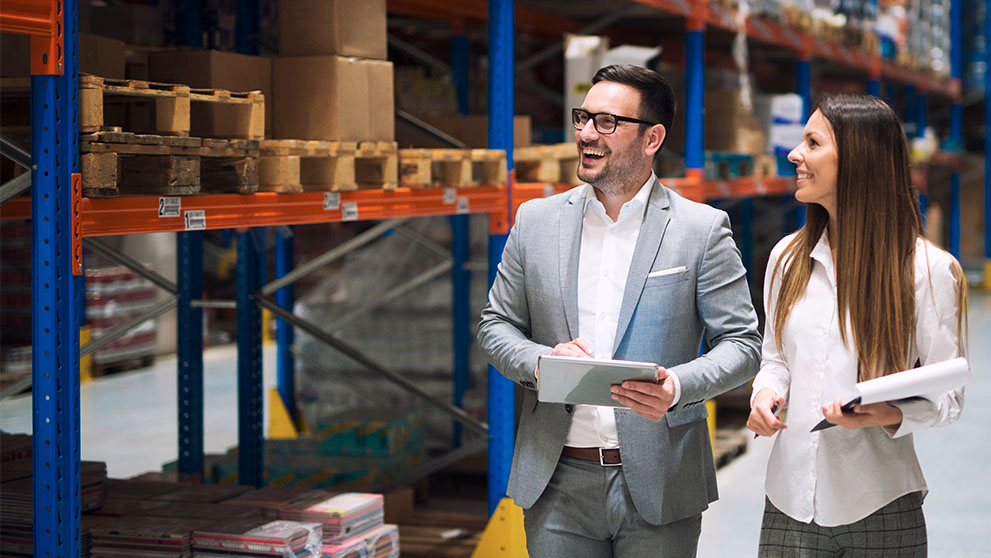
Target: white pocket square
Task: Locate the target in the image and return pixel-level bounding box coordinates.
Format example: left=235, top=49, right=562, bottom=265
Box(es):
left=647, top=266, right=687, bottom=278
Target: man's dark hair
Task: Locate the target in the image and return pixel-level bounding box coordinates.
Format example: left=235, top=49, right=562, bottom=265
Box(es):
left=591, top=64, right=676, bottom=137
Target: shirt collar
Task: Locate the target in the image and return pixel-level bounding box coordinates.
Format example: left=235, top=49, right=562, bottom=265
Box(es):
left=583, top=172, right=656, bottom=220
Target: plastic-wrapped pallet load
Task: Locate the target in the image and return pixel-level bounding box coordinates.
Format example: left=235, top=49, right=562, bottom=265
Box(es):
left=360, top=524, right=400, bottom=558
left=322, top=537, right=369, bottom=558
left=278, top=493, right=384, bottom=545
left=190, top=518, right=322, bottom=558
left=89, top=516, right=214, bottom=557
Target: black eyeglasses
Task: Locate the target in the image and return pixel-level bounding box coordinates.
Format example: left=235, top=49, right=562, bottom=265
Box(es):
left=572, top=108, right=656, bottom=135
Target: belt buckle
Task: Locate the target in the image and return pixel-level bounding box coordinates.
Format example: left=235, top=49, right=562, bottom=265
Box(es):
left=599, top=448, right=621, bottom=467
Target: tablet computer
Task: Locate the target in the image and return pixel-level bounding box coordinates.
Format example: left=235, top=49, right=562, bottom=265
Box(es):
left=537, top=355, right=658, bottom=407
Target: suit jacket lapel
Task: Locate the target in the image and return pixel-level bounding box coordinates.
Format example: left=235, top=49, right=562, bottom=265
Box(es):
left=611, top=179, right=671, bottom=356
left=559, top=187, right=586, bottom=340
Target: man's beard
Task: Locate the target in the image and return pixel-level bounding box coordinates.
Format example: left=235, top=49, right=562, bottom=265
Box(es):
left=578, top=142, right=641, bottom=196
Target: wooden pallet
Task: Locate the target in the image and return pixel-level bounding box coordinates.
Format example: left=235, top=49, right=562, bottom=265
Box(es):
left=706, top=152, right=755, bottom=180
left=80, top=129, right=259, bottom=197
left=79, top=75, right=264, bottom=140
left=514, top=143, right=581, bottom=185
left=398, top=148, right=507, bottom=189
left=258, top=139, right=398, bottom=192
left=753, top=154, right=778, bottom=178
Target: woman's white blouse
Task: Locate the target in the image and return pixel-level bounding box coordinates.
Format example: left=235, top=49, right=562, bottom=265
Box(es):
left=751, top=232, right=965, bottom=527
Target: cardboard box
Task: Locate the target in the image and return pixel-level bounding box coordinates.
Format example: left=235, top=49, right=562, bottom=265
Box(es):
left=704, top=90, right=766, bottom=154
left=279, top=0, right=387, bottom=59
left=0, top=32, right=125, bottom=79
left=91, top=4, right=164, bottom=46
left=396, top=114, right=531, bottom=149
left=149, top=49, right=273, bottom=135
left=273, top=55, right=394, bottom=142
left=367, top=59, right=395, bottom=141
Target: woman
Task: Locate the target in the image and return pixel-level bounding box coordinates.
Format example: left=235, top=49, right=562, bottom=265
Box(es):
left=747, top=93, right=968, bottom=556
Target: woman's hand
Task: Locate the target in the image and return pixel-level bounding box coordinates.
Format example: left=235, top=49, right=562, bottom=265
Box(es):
left=748, top=388, right=787, bottom=437
left=821, top=398, right=903, bottom=430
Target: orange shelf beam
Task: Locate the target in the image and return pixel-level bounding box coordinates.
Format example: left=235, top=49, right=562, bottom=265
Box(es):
left=1, top=187, right=509, bottom=237
left=0, top=0, right=62, bottom=75
left=0, top=0, right=56, bottom=37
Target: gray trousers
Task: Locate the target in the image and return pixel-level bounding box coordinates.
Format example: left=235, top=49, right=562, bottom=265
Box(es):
left=758, top=492, right=927, bottom=557
left=523, top=455, right=702, bottom=557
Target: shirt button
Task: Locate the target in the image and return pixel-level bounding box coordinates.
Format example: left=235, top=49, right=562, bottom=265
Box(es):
left=565, top=405, right=574, bottom=414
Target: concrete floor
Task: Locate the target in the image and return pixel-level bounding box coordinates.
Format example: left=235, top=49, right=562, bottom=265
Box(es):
left=1, top=293, right=988, bottom=556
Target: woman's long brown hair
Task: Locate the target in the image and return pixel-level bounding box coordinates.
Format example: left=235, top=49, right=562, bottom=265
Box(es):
left=772, top=94, right=968, bottom=381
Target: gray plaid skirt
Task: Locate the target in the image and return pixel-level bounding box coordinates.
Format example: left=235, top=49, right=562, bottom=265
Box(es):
left=758, top=492, right=927, bottom=557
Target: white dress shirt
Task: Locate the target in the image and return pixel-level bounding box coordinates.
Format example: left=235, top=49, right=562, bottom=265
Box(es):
left=752, top=232, right=965, bottom=526
left=565, top=174, right=681, bottom=448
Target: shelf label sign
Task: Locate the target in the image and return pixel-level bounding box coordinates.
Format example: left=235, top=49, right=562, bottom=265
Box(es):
left=456, top=197, right=470, bottom=214
left=323, top=192, right=341, bottom=211
left=184, top=210, right=206, bottom=230
left=342, top=202, right=359, bottom=221
left=443, top=188, right=457, bottom=205
left=159, top=197, right=181, bottom=218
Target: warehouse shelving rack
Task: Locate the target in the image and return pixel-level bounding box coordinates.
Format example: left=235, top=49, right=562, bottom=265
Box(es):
left=3, top=1, right=990, bottom=555
left=390, top=0, right=991, bottom=512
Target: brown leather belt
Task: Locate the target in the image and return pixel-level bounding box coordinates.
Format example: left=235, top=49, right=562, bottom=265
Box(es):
left=561, top=446, right=622, bottom=466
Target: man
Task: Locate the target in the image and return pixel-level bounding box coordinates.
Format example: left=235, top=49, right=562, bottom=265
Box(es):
left=478, top=64, right=761, bottom=556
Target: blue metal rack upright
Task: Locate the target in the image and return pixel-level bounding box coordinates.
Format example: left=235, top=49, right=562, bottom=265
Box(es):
left=174, top=3, right=207, bottom=481
left=177, top=232, right=205, bottom=479
left=486, top=0, right=516, bottom=516
left=275, top=227, right=296, bottom=424
left=452, top=19, right=472, bottom=449
left=31, top=0, right=82, bottom=555
left=949, top=0, right=962, bottom=258
left=237, top=229, right=265, bottom=487
left=986, top=0, right=991, bottom=266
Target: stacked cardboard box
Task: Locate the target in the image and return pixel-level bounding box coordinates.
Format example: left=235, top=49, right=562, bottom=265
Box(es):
left=149, top=49, right=273, bottom=138
left=272, top=0, right=394, bottom=142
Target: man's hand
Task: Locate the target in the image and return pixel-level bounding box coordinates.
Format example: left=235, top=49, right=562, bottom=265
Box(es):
left=609, top=367, right=675, bottom=422
left=821, top=397, right=903, bottom=430
left=748, top=388, right=786, bottom=437
left=549, top=337, right=595, bottom=358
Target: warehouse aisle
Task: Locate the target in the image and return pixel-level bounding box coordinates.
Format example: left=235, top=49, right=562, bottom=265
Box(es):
left=0, top=295, right=987, bottom=555
left=698, top=290, right=991, bottom=557
left=0, top=345, right=279, bottom=478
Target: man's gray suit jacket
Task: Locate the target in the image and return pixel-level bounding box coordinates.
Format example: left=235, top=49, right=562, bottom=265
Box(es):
left=478, top=179, right=761, bottom=527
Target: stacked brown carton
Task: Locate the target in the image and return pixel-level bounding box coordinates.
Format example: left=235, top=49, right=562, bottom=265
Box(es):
left=272, top=0, right=394, bottom=142
left=149, top=49, right=273, bottom=139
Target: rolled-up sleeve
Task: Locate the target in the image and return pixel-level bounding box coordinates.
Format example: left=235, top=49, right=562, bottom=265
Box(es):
left=888, top=245, right=966, bottom=438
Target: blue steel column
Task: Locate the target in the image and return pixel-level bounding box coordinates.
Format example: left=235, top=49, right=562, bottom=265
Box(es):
left=917, top=91, right=929, bottom=219
left=904, top=84, right=918, bottom=138
left=868, top=78, right=881, bottom=97
left=487, top=0, right=515, bottom=516
left=795, top=57, right=811, bottom=229
left=949, top=0, right=962, bottom=258
left=684, top=24, right=705, bottom=178
left=451, top=20, right=471, bottom=448
left=237, top=230, right=264, bottom=487
left=177, top=232, right=204, bottom=479
left=175, top=0, right=203, bottom=47
left=33, top=0, right=81, bottom=556
left=275, top=227, right=296, bottom=423
left=236, top=0, right=260, bottom=55
left=985, top=0, right=991, bottom=264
